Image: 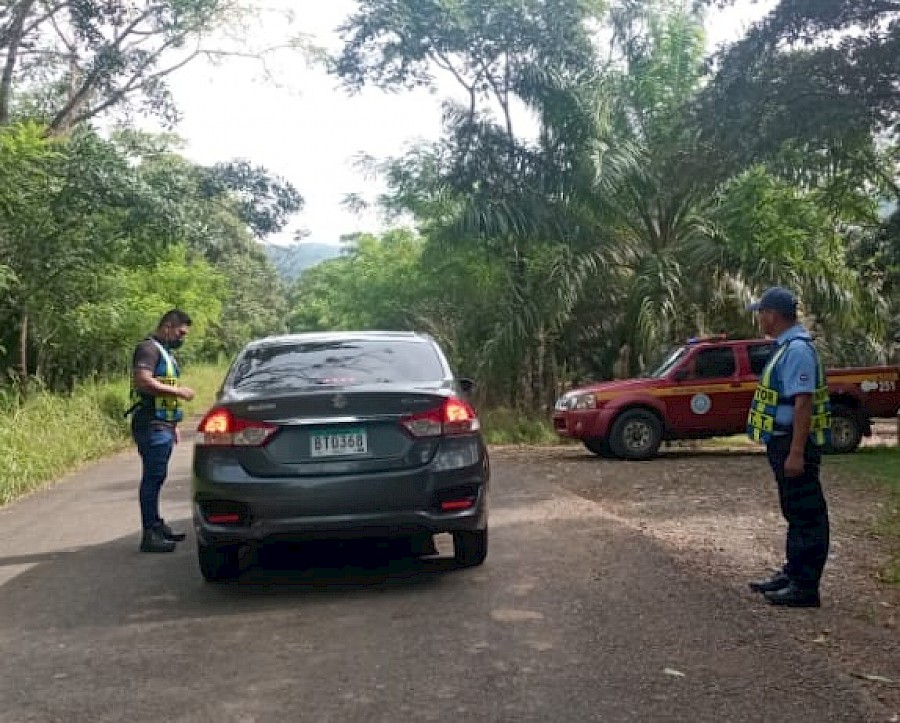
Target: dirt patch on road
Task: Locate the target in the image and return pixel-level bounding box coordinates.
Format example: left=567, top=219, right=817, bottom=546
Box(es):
left=490, top=436, right=900, bottom=715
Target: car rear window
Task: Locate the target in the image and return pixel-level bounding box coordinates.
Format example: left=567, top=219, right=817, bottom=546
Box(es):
left=228, top=339, right=446, bottom=391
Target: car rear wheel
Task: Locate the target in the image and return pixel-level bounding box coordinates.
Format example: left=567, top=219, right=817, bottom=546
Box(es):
left=198, top=543, right=241, bottom=582
left=826, top=404, right=863, bottom=454
left=609, top=409, right=662, bottom=460
left=583, top=437, right=615, bottom=458
left=453, top=528, right=488, bottom=567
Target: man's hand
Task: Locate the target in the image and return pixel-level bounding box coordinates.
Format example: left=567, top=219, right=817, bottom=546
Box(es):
left=785, top=451, right=805, bottom=478
left=177, top=386, right=196, bottom=402
left=175, top=427, right=182, bottom=445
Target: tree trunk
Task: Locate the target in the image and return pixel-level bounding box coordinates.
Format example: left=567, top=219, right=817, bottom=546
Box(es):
left=534, top=326, right=546, bottom=412
left=18, top=308, right=28, bottom=399
left=546, top=353, right=559, bottom=413
left=0, top=0, right=36, bottom=125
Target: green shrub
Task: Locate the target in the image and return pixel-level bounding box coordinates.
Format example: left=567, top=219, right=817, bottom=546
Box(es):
left=480, top=407, right=566, bottom=446
left=0, top=364, right=228, bottom=507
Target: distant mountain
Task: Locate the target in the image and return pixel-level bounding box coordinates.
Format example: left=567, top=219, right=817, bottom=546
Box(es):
left=263, top=242, right=346, bottom=281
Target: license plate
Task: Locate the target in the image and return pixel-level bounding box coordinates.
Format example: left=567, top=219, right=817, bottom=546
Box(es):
left=310, top=429, right=368, bottom=458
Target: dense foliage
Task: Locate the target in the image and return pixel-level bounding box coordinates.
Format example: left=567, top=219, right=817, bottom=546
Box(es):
left=1, top=0, right=897, bottom=416
left=284, top=0, right=898, bottom=409
left=0, top=0, right=303, bottom=395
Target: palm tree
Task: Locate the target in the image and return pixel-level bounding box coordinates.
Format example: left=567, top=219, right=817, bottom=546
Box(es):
left=371, top=3, right=888, bottom=407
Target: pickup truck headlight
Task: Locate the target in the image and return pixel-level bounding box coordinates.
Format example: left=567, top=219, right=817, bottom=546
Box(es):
left=556, top=392, right=599, bottom=411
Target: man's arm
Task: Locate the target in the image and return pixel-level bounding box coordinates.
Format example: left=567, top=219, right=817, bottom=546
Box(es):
left=132, top=341, right=195, bottom=401
left=782, top=341, right=818, bottom=478
left=132, top=367, right=195, bottom=401
left=786, top=394, right=813, bottom=477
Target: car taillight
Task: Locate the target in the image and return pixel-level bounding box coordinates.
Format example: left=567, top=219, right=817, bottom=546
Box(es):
left=401, top=398, right=480, bottom=438
left=197, top=408, right=278, bottom=447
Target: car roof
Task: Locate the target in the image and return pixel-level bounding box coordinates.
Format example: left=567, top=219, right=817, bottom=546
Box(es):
left=243, top=330, right=435, bottom=350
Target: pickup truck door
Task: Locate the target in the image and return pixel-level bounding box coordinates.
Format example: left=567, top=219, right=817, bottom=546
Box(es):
left=667, top=346, right=747, bottom=434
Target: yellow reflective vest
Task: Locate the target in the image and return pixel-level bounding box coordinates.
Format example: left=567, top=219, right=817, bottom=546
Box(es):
left=130, top=338, right=182, bottom=424
left=746, top=340, right=831, bottom=446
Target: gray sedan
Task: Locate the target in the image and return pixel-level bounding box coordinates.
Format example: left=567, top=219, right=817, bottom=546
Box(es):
left=191, top=331, right=490, bottom=581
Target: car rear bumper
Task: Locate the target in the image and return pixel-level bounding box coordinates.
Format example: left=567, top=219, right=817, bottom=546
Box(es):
left=194, top=504, right=486, bottom=546
left=192, top=452, right=489, bottom=547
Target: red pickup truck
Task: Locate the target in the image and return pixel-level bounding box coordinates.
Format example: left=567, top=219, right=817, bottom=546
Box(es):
left=553, top=336, right=900, bottom=460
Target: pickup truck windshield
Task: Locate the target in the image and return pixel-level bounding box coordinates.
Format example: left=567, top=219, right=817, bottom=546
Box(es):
left=649, top=346, right=688, bottom=378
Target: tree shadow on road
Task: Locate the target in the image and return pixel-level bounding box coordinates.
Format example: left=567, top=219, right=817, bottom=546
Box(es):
left=0, top=521, right=466, bottom=633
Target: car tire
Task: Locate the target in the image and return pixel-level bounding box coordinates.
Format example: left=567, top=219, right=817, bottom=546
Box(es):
left=453, top=528, right=488, bottom=567
left=826, top=404, right=863, bottom=454
left=609, top=409, right=662, bottom=460
left=198, top=543, right=241, bottom=582
left=583, top=437, right=615, bottom=458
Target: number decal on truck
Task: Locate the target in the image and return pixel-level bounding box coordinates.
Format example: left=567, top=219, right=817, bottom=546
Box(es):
left=860, top=380, right=897, bottom=393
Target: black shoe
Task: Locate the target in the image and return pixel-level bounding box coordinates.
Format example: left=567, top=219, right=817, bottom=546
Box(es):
left=159, top=520, right=186, bottom=542
left=749, top=572, right=791, bottom=594
left=140, top=526, right=176, bottom=553
left=764, top=583, right=821, bottom=608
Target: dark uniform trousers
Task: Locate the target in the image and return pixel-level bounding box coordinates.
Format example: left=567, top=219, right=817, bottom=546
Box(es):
left=765, top=434, right=830, bottom=590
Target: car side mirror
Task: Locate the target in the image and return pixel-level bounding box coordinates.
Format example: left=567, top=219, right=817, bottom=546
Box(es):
left=459, top=378, right=476, bottom=395
left=673, top=369, right=688, bottom=382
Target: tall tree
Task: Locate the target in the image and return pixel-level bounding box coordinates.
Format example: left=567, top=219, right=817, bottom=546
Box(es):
left=0, top=0, right=305, bottom=132
left=698, top=0, right=900, bottom=172
left=330, top=1, right=895, bottom=407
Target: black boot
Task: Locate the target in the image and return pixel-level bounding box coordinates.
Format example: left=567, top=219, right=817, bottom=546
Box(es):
left=764, top=583, right=821, bottom=608
left=159, top=520, right=186, bottom=542
left=140, top=526, right=176, bottom=553
left=749, top=571, right=790, bottom=594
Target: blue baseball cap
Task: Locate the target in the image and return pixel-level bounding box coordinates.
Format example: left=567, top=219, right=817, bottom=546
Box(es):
left=748, top=286, right=798, bottom=315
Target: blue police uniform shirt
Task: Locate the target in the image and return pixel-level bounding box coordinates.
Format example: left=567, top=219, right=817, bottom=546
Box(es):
left=772, top=324, right=818, bottom=428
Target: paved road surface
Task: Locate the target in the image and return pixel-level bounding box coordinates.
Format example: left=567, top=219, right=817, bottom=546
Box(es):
left=0, top=438, right=884, bottom=722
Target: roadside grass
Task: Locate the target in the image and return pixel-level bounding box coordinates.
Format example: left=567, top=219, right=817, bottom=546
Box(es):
left=0, top=364, right=228, bottom=507
left=827, top=446, right=900, bottom=584
left=481, top=407, right=569, bottom=446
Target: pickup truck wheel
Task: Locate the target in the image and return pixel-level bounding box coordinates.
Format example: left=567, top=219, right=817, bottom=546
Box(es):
left=583, top=437, right=615, bottom=458
left=826, top=405, right=862, bottom=454
left=609, top=410, right=662, bottom=460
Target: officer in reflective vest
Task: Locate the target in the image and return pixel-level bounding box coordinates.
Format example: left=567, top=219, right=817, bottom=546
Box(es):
left=128, top=309, right=196, bottom=554
left=746, top=287, right=831, bottom=608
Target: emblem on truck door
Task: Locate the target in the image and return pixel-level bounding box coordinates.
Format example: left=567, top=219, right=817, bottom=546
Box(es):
left=690, top=393, right=712, bottom=415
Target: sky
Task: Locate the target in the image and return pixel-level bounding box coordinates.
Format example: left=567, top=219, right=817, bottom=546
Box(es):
left=150, top=0, right=777, bottom=246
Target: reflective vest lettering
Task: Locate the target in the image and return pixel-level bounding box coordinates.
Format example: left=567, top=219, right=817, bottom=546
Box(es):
left=152, top=340, right=182, bottom=423
left=746, top=340, right=831, bottom=446
left=132, top=339, right=182, bottom=423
